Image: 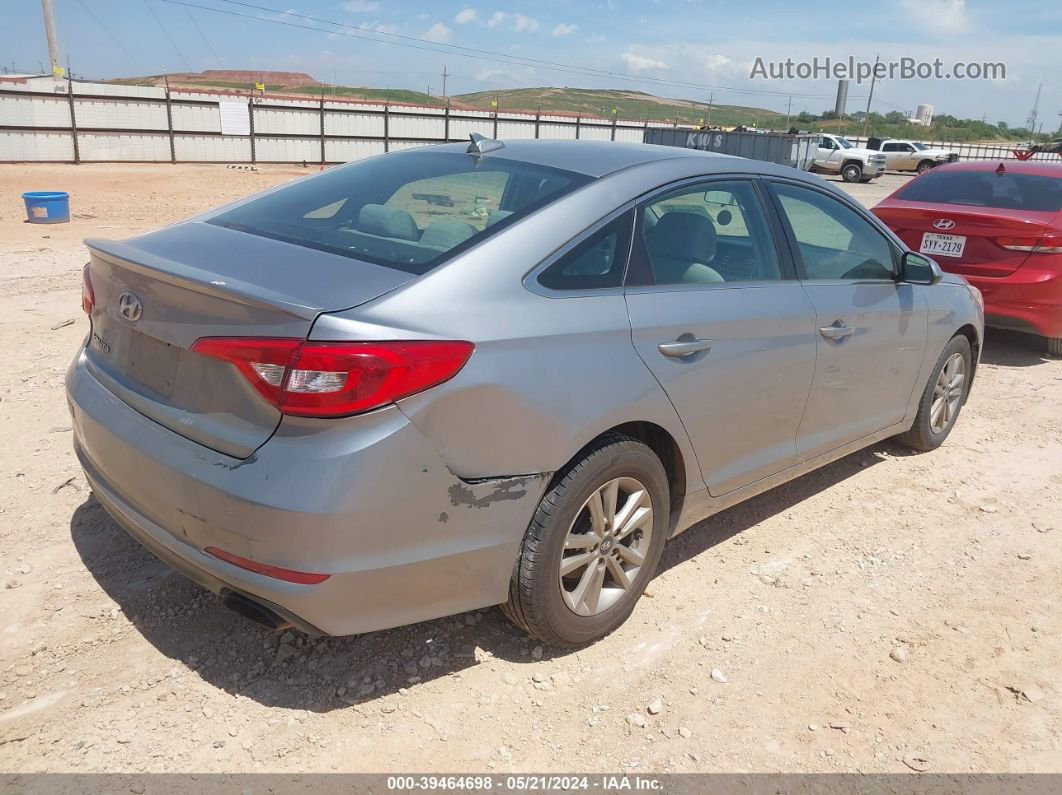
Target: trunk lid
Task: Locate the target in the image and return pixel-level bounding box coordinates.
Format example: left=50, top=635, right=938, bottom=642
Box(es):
left=84, top=221, right=414, bottom=458
left=873, top=202, right=1055, bottom=277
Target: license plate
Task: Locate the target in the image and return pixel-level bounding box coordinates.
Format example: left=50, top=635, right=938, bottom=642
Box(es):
left=920, top=232, right=966, bottom=258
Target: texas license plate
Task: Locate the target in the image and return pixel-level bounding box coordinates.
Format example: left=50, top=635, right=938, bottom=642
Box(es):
left=920, top=232, right=966, bottom=258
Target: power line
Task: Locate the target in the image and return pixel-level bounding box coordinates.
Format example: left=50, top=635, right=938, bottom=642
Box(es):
left=142, top=0, right=192, bottom=71
left=74, top=0, right=147, bottom=74
left=157, top=0, right=852, bottom=101
left=183, top=5, right=225, bottom=69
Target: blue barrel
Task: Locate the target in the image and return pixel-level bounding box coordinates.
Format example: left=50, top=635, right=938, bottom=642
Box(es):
left=22, top=191, right=70, bottom=224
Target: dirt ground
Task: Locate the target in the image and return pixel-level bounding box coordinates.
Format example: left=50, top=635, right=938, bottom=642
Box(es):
left=0, top=164, right=1059, bottom=774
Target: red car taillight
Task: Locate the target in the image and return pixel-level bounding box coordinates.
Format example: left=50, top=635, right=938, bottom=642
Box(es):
left=996, top=233, right=1062, bottom=254
left=190, top=337, right=474, bottom=418
left=81, top=263, right=94, bottom=314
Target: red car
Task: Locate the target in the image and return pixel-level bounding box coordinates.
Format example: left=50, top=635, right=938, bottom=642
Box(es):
left=873, top=160, right=1062, bottom=356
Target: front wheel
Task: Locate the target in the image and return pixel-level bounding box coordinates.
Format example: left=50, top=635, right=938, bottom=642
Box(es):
left=917, top=160, right=935, bottom=174
left=896, top=334, right=972, bottom=452
left=841, top=163, right=863, bottom=183
left=1047, top=337, right=1062, bottom=357
left=501, top=434, right=669, bottom=647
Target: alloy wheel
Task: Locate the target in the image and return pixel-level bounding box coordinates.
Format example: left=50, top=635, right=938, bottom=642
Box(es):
left=930, top=352, right=965, bottom=434
left=558, top=477, right=654, bottom=617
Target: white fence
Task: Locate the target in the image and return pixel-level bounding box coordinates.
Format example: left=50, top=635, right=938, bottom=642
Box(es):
left=0, top=77, right=684, bottom=164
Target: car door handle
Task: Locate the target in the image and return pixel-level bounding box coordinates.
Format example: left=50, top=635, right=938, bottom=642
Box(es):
left=819, top=323, right=854, bottom=340
left=658, top=338, right=713, bottom=357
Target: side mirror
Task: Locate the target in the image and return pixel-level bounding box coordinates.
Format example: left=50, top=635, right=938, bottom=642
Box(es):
left=901, top=251, right=943, bottom=285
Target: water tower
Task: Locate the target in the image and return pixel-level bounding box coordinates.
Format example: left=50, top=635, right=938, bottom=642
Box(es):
left=915, top=104, right=934, bottom=126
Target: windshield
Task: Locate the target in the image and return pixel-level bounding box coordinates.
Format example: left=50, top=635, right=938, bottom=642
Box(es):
left=897, top=170, right=1062, bottom=212
left=912, top=142, right=928, bottom=151
left=836, top=137, right=854, bottom=149
left=208, top=151, right=590, bottom=275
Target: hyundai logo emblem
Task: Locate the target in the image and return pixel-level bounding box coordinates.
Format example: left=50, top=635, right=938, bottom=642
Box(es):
left=118, top=292, right=143, bottom=322
left=933, top=218, right=956, bottom=231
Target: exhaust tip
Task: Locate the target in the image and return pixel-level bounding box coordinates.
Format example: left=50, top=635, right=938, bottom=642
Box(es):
left=221, top=591, right=291, bottom=631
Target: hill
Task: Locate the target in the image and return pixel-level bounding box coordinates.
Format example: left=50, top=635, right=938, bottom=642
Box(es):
left=106, top=71, right=781, bottom=123
left=453, top=87, right=786, bottom=126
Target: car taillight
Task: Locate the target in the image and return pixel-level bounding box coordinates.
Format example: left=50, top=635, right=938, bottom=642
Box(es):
left=996, top=233, right=1062, bottom=254
left=190, top=337, right=474, bottom=418
left=81, top=263, right=94, bottom=314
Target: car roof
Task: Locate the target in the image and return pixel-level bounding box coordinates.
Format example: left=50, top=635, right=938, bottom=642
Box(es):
left=420, top=138, right=739, bottom=178
left=932, top=159, right=1062, bottom=177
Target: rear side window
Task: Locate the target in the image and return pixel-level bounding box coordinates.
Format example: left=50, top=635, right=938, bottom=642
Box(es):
left=537, top=211, right=634, bottom=291
left=897, top=170, right=1062, bottom=212
left=209, top=151, right=589, bottom=274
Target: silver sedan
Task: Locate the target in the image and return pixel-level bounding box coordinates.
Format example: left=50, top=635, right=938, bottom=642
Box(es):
left=68, top=138, right=983, bottom=646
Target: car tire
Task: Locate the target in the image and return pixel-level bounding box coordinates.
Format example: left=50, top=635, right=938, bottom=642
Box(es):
left=501, top=433, right=669, bottom=647
left=1047, top=337, right=1062, bottom=357
left=841, top=163, right=863, bottom=183
left=917, top=160, right=935, bottom=174
left=896, top=334, right=972, bottom=452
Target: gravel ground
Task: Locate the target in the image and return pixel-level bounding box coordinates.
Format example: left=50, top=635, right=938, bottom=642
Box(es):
left=0, top=164, right=1059, bottom=774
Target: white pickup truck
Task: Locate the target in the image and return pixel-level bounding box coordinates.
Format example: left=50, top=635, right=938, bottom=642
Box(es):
left=868, top=138, right=959, bottom=173
left=810, top=134, right=887, bottom=183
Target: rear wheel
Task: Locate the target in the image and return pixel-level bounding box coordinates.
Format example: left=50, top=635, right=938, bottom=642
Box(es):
left=896, top=334, right=972, bottom=452
left=501, top=434, right=669, bottom=647
left=917, top=160, right=935, bottom=174
left=841, top=163, right=863, bottom=183
left=1047, top=337, right=1062, bottom=357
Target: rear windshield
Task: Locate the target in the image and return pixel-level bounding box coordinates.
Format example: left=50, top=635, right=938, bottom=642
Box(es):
left=209, top=151, right=590, bottom=274
left=897, top=170, right=1062, bottom=213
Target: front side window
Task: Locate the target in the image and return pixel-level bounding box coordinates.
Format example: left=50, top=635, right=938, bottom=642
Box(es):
left=209, top=151, right=589, bottom=275
left=836, top=137, right=854, bottom=149
left=633, top=180, right=782, bottom=286
left=772, top=182, right=896, bottom=281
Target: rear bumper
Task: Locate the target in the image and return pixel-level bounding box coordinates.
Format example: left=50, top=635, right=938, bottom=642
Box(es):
left=962, top=258, right=1062, bottom=338
left=67, top=347, right=547, bottom=636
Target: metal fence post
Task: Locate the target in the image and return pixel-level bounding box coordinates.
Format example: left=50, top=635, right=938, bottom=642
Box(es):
left=319, top=93, right=326, bottom=165
left=611, top=115, right=617, bottom=142
left=164, top=83, right=176, bottom=164
left=575, top=115, right=581, bottom=139
left=248, top=94, right=256, bottom=164
left=534, top=111, right=540, bottom=139
left=492, top=109, right=498, bottom=139
left=383, top=103, right=390, bottom=152
left=67, top=78, right=80, bottom=165
left=444, top=101, right=450, bottom=142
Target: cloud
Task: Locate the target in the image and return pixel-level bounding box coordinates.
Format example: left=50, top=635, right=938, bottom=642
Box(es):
left=621, top=52, right=669, bottom=72
left=421, top=22, right=452, bottom=43
left=486, top=11, right=540, bottom=32
left=455, top=8, right=478, bottom=24
left=898, top=0, right=968, bottom=31
left=552, top=23, right=578, bottom=37
left=341, top=0, right=380, bottom=11
left=586, top=33, right=605, bottom=44
left=512, top=14, right=539, bottom=32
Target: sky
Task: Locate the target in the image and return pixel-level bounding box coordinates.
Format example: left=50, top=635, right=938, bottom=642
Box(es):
left=3, top=0, right=1060, bottom=128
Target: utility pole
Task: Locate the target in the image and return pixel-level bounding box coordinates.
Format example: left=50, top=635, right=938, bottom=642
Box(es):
left=705, top=91, right=713, bottom=127
left=785, top=97, right=792, bottom=128
left=441, top=65, right=449, bottom=100
left=1025, top=81, right=1042, bottom=133
left=862, top=55, right=880, bottom=138
left=41, top=0, right=62, bottom=79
